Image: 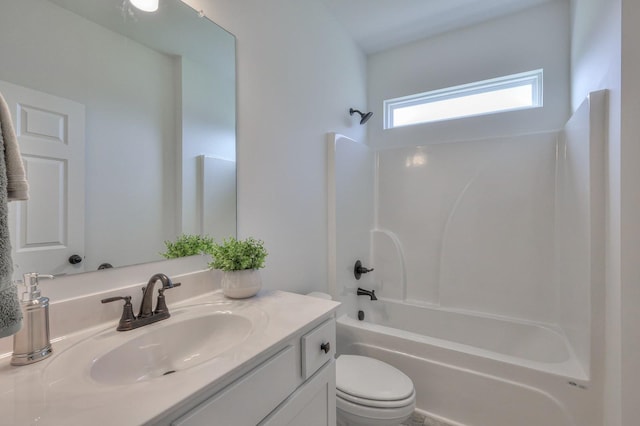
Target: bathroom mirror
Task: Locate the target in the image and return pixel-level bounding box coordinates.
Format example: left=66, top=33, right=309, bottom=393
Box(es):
left=0, top=0, right=236, bottom=278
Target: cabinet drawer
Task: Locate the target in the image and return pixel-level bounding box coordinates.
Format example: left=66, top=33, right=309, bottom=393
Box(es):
left=300, top=318, right=335, bottom=380
left=172, top=345, right=297, bottom=426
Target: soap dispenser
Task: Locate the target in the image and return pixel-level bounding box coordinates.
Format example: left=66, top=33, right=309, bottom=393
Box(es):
left=11, top=273, right=54, bottom=366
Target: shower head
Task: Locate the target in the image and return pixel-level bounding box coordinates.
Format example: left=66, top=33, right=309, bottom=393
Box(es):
left=350, top=108, right=373, bottom=125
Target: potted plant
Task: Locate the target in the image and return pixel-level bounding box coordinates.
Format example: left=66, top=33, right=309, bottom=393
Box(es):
left=209, top=237, right=268, bottom=298
left=160, top=234, right=215, bottom=259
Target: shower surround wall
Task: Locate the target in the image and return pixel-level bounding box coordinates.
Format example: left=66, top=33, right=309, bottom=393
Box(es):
left=554, top=91, right=606, bottom=383
left=327, top=134, right=375, bottom=316
left=370, top=92, right=605, bottom=377
left=375, top=134, right=557, bottom=323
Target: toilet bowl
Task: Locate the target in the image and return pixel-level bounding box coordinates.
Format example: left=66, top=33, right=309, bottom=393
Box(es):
left=305, top=292, right=416, bottom=426
left=336, top=355, right=415, bottom=426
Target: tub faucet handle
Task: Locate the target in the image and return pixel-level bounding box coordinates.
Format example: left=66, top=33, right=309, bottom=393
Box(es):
left=354, top=260, right=374, bottom=280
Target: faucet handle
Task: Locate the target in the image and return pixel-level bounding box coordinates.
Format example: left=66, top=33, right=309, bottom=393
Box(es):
left=153, top=283, right=181, bottom=316
left=101, top=296, right=131, bottom=304
left=101, top=296, right=136, bottom=331
left=354, top=260, right=374, bottom=280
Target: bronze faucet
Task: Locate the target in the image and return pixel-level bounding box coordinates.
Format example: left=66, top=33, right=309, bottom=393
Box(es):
left=139, top=273, right=176, bottom=318
left=101, top=273, right=181, bottom=331
left=357, top=287, right=378, bottom=301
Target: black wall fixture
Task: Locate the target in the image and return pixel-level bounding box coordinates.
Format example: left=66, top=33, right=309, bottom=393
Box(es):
left=354, top=260, right=374, bottom=280
left=349, top=108, right=373, bottom=125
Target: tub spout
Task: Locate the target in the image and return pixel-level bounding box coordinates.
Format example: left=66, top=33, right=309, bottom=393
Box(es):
left=357, top=287, right=377, bottom=301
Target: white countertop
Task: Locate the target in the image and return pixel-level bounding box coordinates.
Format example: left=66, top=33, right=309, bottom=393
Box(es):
left=0, top=289, right=339, bottom=425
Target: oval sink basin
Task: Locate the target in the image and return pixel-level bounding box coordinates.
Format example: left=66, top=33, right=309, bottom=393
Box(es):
left=90, top=313, right=252, bottom=385
left=43, top=303, right=267, bottom=388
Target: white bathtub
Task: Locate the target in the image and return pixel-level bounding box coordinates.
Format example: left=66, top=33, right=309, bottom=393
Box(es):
left=336, top=299, right=600, bottom=426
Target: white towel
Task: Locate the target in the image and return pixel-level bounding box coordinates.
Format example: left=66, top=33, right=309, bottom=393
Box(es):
left=0, top=91, right=29, bottom=201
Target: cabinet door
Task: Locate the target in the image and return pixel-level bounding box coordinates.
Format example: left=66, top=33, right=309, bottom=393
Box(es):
left=172, top=346, right=297, bottom=426
left=260, top=360, right=336, bottom=426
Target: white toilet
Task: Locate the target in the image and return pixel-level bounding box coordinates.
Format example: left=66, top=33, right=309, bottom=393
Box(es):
left=336, top=354, right=416, bottom=426
left=306, top=292, right=416, bottom=426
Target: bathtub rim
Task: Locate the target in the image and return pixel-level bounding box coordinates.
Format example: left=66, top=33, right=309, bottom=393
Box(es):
left=337, top=312, right=588, bottom=381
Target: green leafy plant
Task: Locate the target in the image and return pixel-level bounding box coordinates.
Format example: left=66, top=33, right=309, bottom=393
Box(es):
left=160, top=234, right=216, bottom=259
left=208, top=237, right=268, bottom=271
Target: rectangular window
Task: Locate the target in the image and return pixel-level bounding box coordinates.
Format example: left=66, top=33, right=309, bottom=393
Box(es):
left=384, top=69, right=543, bottom=129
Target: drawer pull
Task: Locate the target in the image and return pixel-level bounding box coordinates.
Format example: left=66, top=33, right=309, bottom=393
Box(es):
left=320, top=342, right=330, bottom=354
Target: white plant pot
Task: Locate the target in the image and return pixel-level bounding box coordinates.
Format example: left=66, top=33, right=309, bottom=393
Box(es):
left=221, top=269, right=262, bottom=298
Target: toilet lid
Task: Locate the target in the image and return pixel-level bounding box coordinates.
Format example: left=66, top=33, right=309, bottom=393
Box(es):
left=336, top=355, right=414, bottom=401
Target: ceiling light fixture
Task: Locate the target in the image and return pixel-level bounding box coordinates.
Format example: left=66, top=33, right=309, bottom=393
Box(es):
left=130, top=0, right=158, bottom=12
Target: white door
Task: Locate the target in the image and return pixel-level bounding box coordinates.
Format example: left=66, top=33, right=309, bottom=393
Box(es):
left=0, top=80, right=85, bottom=279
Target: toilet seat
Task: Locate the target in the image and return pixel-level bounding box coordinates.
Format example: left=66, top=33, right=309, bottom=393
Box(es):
left=337, top=388, right=416, bottom=409
left=336, top=355, right=415, bottom=407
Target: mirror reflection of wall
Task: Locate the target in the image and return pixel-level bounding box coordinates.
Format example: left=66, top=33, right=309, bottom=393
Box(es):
left=0, top=0, right=236, bottom=279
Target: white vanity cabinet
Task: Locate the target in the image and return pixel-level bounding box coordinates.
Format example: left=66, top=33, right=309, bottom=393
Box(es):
left=167, top=317, right=336, bottom=426
left=0, top=289, right=339, bottom=426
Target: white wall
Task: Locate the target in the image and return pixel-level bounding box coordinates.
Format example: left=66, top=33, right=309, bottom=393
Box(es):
left=619, top=2, right=640, bottom=425
left=571, top=0, right=640, bottom=424
left=180, top=56, right=236, bottom=236
left=182, top=0, right=368, bottom=294
left=368, top=0, right=570, bottom=149
left=570, top=1, right=621, bottom=424
left=84, top=34, right=177, bottom=271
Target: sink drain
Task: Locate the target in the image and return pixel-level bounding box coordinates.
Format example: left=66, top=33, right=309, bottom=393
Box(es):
left=163, top=370, right=176, bottom=376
